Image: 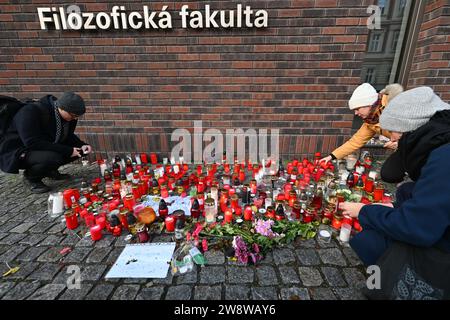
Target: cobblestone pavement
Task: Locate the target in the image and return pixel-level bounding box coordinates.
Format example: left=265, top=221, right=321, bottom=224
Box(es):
left=0, top=163, right=368, bottom=300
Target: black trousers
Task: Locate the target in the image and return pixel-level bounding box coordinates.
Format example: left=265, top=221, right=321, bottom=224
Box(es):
left=19, top=150, right=77, bottom=181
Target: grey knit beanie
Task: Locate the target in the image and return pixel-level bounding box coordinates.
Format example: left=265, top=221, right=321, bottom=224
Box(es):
left=380, top=87, right=450, bottom=133
left=57, top=92, right=86, bottom=115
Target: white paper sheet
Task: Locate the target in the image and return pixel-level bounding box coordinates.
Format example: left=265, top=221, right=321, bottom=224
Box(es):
left=105, top=242, right=176, bottom=279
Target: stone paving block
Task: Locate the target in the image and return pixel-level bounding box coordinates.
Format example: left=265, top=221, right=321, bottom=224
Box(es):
left=297, top=267, right=323, bottom=287
left=28, top=263, right=63, bottom=281
left=333, top=287, right=367, bottom=300
left=86, top=247, right=112, bottom=264
left=318, top=248, right=347, bottom=266
left=321, top=267, right=347, bottom=287
left=28, top=284, right=66, bottom=300
left=37, top=247, right=65, bottom=263
left=46, top=222, right=66, bottom=234
left=0, top=221, right=21, bottom=233
left=272, top=248, right=296, bottom=265
left=342, top=268, right=367, bottom=289
left=280, top=287, right=310, bottom=300
left=227, top=266, right=255, bottom=284
left=106, top=248, right=124, bottom=265
left=0, top=282, right=15, bottom=299
left=9, top=222, right=36, bottom=233
left=136, top=286, right=165, bottom=300
left=28, top=222, right=53, bottom=234
left=75, top=236, right=95, bottom=247
left=0, top=244, right=27, bottom=262
left=6, top=262, right=39, bottom=281
left=111, top=285, right=141, bottom=300
left=18, top=234, right=46, bottom=246
left=295, top=249, right=321, bottom=266
left=309, top=288, right=338, bottom=300
left=16, top=246, right=48, bottom=262
left=225, top=285, right=251, bottom=300
left=251, top=287, right=279, bottom=300
left=176, top=270, right=198, bottom=284
left=39, top=235, right=65, bottom=246
left=94, top=235, right=116, bottom=248
left=294, top=238, right=317, bottom=248
left=58, top=284, right=93, bottom=300
left=81, top=264, right=108, bottom=282
left=165, top=285, right=192, bottom=300
left=278, top=266, right=301, bottom=284
left=0, top=233, right=27, bottom=245
left=123, top=278, right=148, bottom=284
left=199, top=266, right=226, bottom=284
left=204, top=250, right=225, bottom=265
left=0, top=233, right=8, bottom=241
left=256, top=265, right=279, bottom=286
left=151, top=270, right=174, bottom=285
left=62, top=247, right=93, bottom=264
left=259, top=251, right=274, bottom=264
left=1, top=281, right=41, bottom=300
left=342, top=247, right=363, bottom=266
left=86, top=283, right=115, bottom=300
left=194, top=285, right=222, bottom=300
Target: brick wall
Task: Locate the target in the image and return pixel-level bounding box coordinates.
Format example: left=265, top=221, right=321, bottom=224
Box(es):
left=0, top=0, right=374, bottom=161
left=407, top=0, right=450, bottom=101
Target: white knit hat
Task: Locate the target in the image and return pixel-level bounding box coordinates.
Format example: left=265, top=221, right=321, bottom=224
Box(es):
left=380, top=86, right=450, bottom=133
left=348, top=83, right=379, bottom=110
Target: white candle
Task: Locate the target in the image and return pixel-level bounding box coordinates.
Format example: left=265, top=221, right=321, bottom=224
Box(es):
left=173, top=165, right=180, bottom=174
left=52, top=193, right=64, bottom=215
left=339, top=224, right=352, bottom=242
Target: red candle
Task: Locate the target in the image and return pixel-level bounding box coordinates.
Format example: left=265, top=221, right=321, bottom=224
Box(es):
left=140, top=153, right=148, bottom=164
left=96, top=215, right=106, bottom=230
left=244, top=205, right=253, bottom=221
left=373, top=184, right=384, bottom=202
left=63, top=189, right=79, bottom=209
left=364, top=178, right=374, bottom=193
left=161, top=187, right=169, bottom=199
left=239, top=171, right=245, bottom=183
left=65, top=210, right=78, bottom=230
left=150, top=153, right=158, bottom=164
left=90, top=225, right=102, bottom=241
left=84, top=212, right=96, bottom=228
left=197, top=165, right=202, bottom=176
left=165, top=216, right=175, bottom=232
left=224, top=209, right=233, bottom=223
left=234, top=206, right=242, bottom=216
left=123, top=194, right=136, bottom=211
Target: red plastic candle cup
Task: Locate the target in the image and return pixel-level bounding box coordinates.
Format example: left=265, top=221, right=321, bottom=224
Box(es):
left=90, top=225, right=102, bottom=241
left=95, top=216, right=106, bottom=230
left=150, top=153, right=158, bottom=164
left=373, top=187, right=384, bottom=202
left=165, top=216, right=175, bottom=232
left=140, top=153, right=148, bottom=164
left=161, top=187, right=169, bottom=199
left=84, top=213, right=96, bottom=228
left=224, top=209, right=233, bottom=223
left=238, top=171, right=245, bottom=183
left=365, top=178, right=374, bottom=193
left=244, top=205, right=253, bottom=221
left=197, top=165, right=202, bottom=176
left=234, top=206, right=242, bottom=216
left=65, top=211, right=78, bottom=230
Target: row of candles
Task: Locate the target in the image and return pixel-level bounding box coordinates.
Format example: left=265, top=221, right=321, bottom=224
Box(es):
left=55, top=151, right=387, bottom=242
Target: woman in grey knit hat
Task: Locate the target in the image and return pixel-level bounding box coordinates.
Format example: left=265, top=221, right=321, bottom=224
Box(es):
left=338, top=86, right=450, bottom=300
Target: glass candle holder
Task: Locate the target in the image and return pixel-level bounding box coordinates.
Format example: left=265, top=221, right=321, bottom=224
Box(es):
left=205, top=197, right=217, bottom=224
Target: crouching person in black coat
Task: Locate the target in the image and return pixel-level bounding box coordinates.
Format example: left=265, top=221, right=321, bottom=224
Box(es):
left=0, top=92, right=92, bottom=193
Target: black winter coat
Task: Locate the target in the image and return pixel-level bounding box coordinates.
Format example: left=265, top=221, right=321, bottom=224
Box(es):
left=0, top=95, right=86, bottom=174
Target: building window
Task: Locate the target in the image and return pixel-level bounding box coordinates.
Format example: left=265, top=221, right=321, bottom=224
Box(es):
left=365, top=68, right=376, bottom=83
left=369, top=34, right=383, bottom=52
left=392, top=31, right=400, bottom=52
left=378, top=0, right=387, bottom=15
left=398, top=0, right=407, bottom=16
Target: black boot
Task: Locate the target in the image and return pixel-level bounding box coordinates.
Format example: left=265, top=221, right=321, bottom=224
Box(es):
left=47, top=170, right=71, bottom=181
left=23, top=176, right=51, bottom=194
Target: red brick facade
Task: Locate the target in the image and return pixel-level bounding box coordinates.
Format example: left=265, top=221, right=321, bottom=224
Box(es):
left=0, top=0, right=448, bottom=160
left=407, top=0, right=450, bottom=101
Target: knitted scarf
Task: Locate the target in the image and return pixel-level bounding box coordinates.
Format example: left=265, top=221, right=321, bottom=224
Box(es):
left=52, top=99, right=63, bottom=143
left=363, top=98, right=385, bottom=125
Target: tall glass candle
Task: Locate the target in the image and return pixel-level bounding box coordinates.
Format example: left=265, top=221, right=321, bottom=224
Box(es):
left=90, top=225, right=102, bottom=241
left=65, top=210, right=78, bottom=230
left=165, top=216, right=175, bottom=232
